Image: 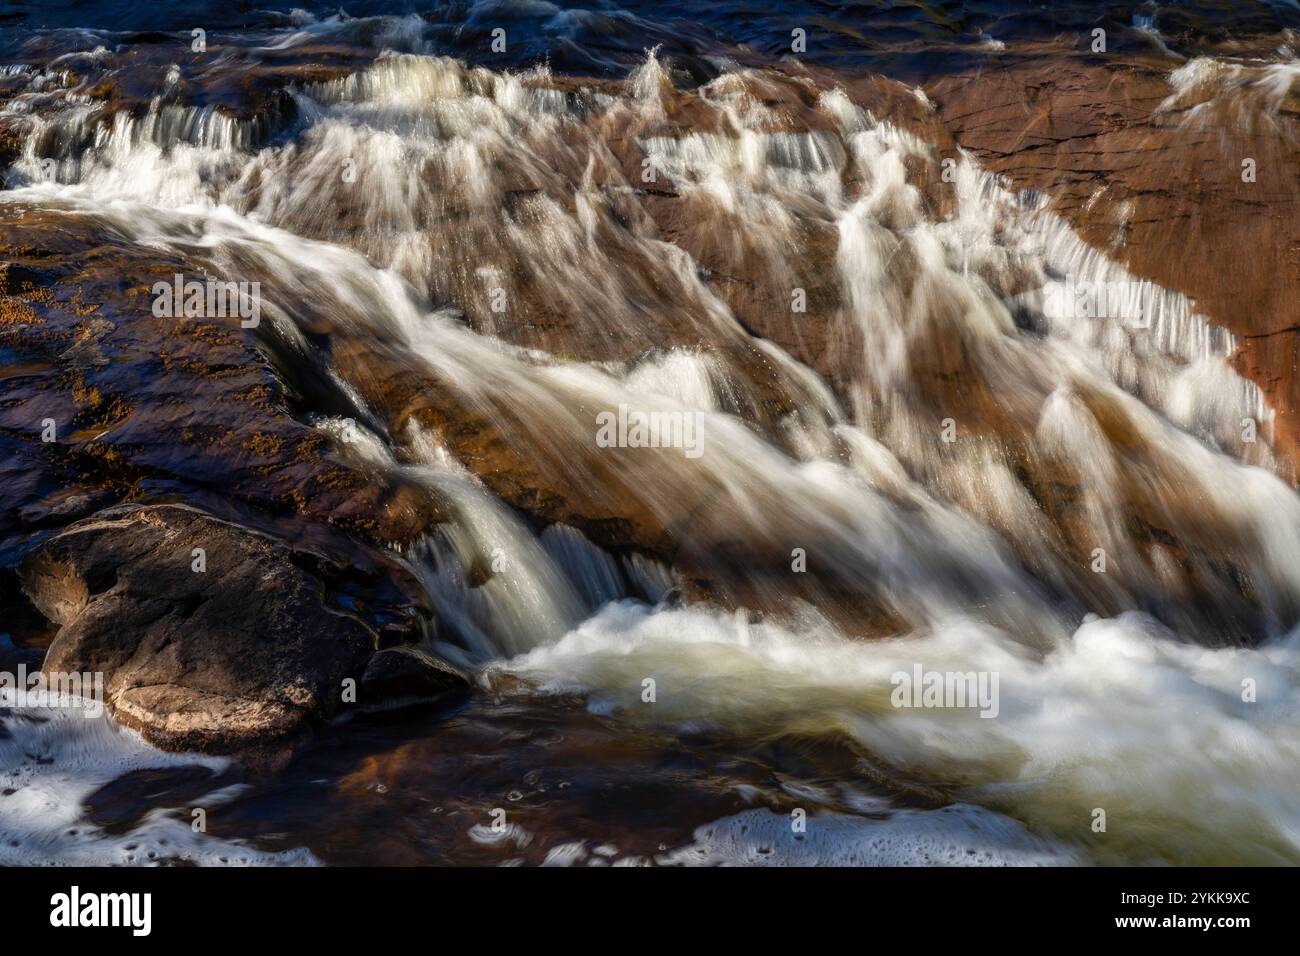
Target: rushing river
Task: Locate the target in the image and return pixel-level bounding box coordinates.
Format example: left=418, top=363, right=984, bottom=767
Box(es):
left=2, top=1, right=1299, bottom=865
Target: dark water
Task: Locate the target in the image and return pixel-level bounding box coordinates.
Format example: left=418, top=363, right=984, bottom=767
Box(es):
left=89, top=696, right=902, bottom=866
left=3, top=1, right=1299, bottom=77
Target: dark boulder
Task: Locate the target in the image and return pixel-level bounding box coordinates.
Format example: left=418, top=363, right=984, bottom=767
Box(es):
left=21, top=504, right=379, bottom=753
left=358, top=646, right=469, bottom=710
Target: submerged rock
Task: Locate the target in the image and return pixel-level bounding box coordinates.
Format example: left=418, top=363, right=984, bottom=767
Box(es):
left=359, top=646, right=469, bottom=710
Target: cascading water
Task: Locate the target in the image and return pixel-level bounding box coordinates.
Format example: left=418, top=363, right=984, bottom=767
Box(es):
left=2, top=7, right=1300, bottom=866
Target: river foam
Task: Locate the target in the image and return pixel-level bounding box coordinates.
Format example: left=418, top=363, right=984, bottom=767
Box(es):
left=0, top=690, right=317, bottom=865
left=493, top=600, right=1300, bottom=865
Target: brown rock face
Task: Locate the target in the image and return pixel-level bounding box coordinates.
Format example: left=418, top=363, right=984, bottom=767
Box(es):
left=3, top=25, right=1299, bottom=757
left=0, top=206, right=463, bottom=750
left=927, top=38, right=1300, bottom=475
left=22, top=504, right=377, bottom=752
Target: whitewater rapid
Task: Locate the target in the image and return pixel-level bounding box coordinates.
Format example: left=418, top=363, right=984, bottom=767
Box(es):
left=3, top=23, right=1300, bottom=864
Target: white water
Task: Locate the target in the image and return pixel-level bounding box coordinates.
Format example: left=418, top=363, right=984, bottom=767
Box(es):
left=658, top=805, right=1081, bottom=867
left=493, top=601, right=1300, bottom=864
left=527, top=803, right=1082, bottom=866
left=1158, top=50, right=1300, bottom=130
left=0, top=690, right=317, bottom=865
left=3, top=46, right=1300, bottom=864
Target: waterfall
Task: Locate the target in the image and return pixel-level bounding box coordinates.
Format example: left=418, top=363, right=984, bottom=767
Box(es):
left=4, top=37, right=1300, bottom=864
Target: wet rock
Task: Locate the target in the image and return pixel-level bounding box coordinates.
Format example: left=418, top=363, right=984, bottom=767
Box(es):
left=20, top=504, right=379, bottom=753
left=927, top=38, right=1300, bottom=475
left=0, top=206, right=438, bottom=558
left=16, top=485, right=116, bottom=527
left=0, top=122, right=20, bottom=173
left=358, top=646, right=469, bottom=710
left=0, top=565, right=57, bottom=652
left=57, top=317, right=114, bottom=368
left=0, top=205, right=456, bottom=751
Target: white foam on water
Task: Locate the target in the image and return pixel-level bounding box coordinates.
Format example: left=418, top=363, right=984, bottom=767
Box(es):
left=492, top=601, right=1300, bottom=865
left=660, top=805, right=1080, bottom=867
left=0, top=692, right=318, bottom=865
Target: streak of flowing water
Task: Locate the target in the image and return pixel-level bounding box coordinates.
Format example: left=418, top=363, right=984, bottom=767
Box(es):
left=3, top=37, right=1300, bottom=864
